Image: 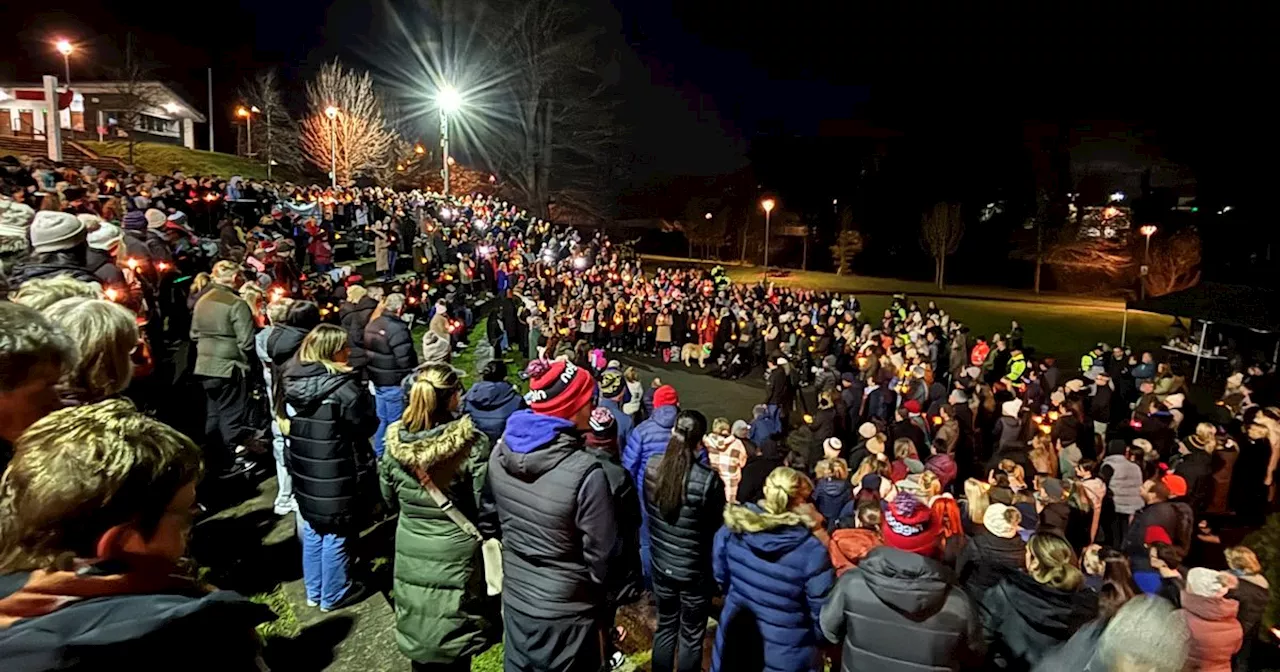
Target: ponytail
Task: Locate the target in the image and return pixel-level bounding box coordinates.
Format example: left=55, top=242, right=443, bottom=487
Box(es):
left=402, top=364, right=461, bottom=433
left=653, top=410, right=707, bottom=521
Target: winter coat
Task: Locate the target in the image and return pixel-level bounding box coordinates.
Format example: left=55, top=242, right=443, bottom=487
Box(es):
left=0, top=571, right=273, bottom=672
left=364, top=313, right=419, bottom=388
left=1101, top=454, right=1145, bottom=515
left=820, top=547, right=984, bottom=672
left=282, top=360, right=378, bottom=531
left=597, top=397, right=634, bottom=448
left=739, top=453, right=785, bottom=506
left=1178, top=591, right=1242, bottom=672
left=980, top=571, right=1098, bottom=671
left=710, top=506, right=834, bottom=672
left=461, top=381, right=525, bottom=446
left=957, top=531, right=1026, bottom=600
left=190, top=283, right=255, bottom=379
left=623, top=404, right=679, bottom=495
left=338, top=296, right=378, bottom=370
left=1228, top=577, right=1269, bottom=649
left=827, top=528, right=881, bottom=576
left=7, top=257, right=99, bottom=288
left=266, top=325, right=308, bottom=368
left=813, top=478, right=850, bottom=529
left=378, top=419, right=497, bottom=663
left=487, top=410, right=615, bottom=619
left=644, top=454, right=726, bottom=584
left=1172, top=448, right=1217, bottom=514
left=1122, top=500, right=1194, bottom=563
left=995, top=416, right=1023, bottom=452
left=584, top=446, right=645, bottom=607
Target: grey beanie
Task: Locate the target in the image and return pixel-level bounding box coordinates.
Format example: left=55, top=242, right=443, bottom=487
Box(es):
left=0, top=200, right=36, bottom=255
left=29, top=210, right=87, bottom=254
left=88, top=221, right=124, bottom=252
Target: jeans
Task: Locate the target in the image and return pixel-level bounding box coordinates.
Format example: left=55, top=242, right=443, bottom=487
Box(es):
left=271, top=416, right=294, bottom=511
left=651, top=577, right=710, bottom=672
left=298, top=514, right=351, bottom=609
left=384, top=249, right=399, bottom=279
left=373, top=385, right=405, bottom=458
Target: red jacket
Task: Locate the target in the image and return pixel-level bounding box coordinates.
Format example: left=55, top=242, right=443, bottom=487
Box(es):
left=969, top=341, right=990, bottom=367
left=1179, top=591, right=1242, bottom=672
left=828, top=528, right=882, bottom=576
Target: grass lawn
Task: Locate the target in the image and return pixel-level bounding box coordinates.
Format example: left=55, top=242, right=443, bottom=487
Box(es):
left=83, top=141, right=304, bottom=182
left=643, top=257, right=1172, bottom=367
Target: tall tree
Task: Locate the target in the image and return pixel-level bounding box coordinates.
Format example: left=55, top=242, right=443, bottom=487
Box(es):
left=920, top=202, right=965, bottom=289
left=830, top=206, right=865, bottom=275
left=300, top=59, right=398, bottom=184
left=108, top=36, right=162, bottom=166
left=480, top=0, right=621, bottom=219
left=238, top=69, right=303, bottom=173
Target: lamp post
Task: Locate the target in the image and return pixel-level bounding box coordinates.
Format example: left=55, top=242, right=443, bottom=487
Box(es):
left=761, top=198, right=776, bottom=277
left=55, top=39, right=73, bottom=86
left=436, top=86, right=462, bottom=195
left=325, top=105, right=339, bottom=187
left=1139, top=224, right=1157, bottom=300
left=235, top=106, right=255, bottom=157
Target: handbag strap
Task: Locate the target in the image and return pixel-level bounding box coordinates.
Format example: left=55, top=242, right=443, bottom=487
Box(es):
left=413, top=467, right=484, bottom=543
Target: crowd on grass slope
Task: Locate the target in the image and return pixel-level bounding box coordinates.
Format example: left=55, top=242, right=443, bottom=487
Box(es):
left=1, top=154, right=1280, bottom=671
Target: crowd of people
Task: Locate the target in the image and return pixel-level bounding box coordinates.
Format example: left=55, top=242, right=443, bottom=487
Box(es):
left=1, top=153, right=1279, bottom=672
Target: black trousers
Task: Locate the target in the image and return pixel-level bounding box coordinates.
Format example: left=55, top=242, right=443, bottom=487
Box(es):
left=503, top=606, right=602, bottom=672
left=200, top=370, right=249, bottom=469
left=651, top=577, right=710, bottom=672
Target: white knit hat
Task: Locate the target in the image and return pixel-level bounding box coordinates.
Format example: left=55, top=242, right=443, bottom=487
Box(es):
left=28, top=210, right=87, bottom=254
left=144, top=207, right=168, bottom=229
left=984, top=503, right=1020, bottom=539
left=87, top=221, right=124, bottom=252
left=858, top=422, right=878, bottom=439
left=1186, top=567, right=1235, bottom=598
left=1002, top=399, right=1023, bottom=418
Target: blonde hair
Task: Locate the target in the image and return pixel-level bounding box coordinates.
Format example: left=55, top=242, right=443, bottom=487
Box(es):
left=1193, top=423, right=1218, bottom=451
left=711, top=417, right=731, bottom=435
left=724, top=467, right=815, bottom=533
left=13, top=276, right=102, bottom=312
left=45, top=297, right=138, bottom=402
left=239, top=282, right=264, bottom=314
left=963, top=478, right=991, bottom=524
left=815, top=457, right=849, bottom=480
left=919, top=470, right=942, bottom=497
left=851, top=454, right=881, bottom=485
left=265, top=297, right=293, bottom=325
left=1028, top=533, right=1084, bottom=590
left=346, top=285, right=368, bottom=304
left=401, top=364, right=462, bottom=433
left=297, top=324, right=351, bottom=374
left=0, top=399, right=203, bottom=572
left=189, top=272, right=211, bottom=297
left=624, top=366, right=638, bottom=383
left=211, top=260, right=239, bottom=286
left=1225, top=546, right=1262, bottom=575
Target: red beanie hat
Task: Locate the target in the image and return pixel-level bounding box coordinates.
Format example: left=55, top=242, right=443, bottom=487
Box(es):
left=903, top=399, right=922, bottom=414
left=526, top=359, right=596, bottom=420
left=653, top=384, right=679, bottom=409
left=1144, top=525, right=1173, bottom=546
left=881, top=493, right=938, bottom=557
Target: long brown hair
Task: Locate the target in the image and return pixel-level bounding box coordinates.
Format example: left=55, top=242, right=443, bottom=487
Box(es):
left=653, top=410, right=707, bottom=521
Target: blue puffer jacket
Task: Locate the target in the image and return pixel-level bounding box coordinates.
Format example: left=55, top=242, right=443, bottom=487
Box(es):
left=461, top=381, right=525, bottom=445
left=597, top=397, right=634, bottom=448
left=812, top=478, right=850, bottom=532
left=711, top=505, right=835, bottom=672
left=623, top=404, right=679, bottom=578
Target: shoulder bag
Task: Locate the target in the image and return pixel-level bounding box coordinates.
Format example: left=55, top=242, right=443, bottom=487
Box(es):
left=415, top=469, right=503, bottom=596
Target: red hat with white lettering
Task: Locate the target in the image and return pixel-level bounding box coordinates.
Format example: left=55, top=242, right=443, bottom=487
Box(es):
left=526, top=359, right=596, bottom=420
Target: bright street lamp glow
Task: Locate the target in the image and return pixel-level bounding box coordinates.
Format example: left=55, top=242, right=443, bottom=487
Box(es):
left=1109, top=191, right=1125, bottom=202
left=324, top=105, right=339, bottom=119
left=437, top=86, right=463, bottom=113
left=55, top=39, right=73, bottom=56
left=236, top=106, right=249, bottom=118
left=1139, top=225, right=1157, bottom=237
left=761, top=198, right=776, bottom=213
left=704, top=212, right=713, bottom=220
left=250, top=105, right=261, bottom=113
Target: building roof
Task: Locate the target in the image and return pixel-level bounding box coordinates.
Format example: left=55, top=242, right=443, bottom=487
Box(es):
left=0, top=80, right=206, bottom=123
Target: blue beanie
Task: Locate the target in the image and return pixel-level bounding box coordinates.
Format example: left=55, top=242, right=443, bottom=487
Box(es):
left=122, top=210, right=147, bottom=231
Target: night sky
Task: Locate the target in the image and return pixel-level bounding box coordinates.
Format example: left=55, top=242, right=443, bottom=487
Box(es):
left=3, top=2, right=1274, bottom=213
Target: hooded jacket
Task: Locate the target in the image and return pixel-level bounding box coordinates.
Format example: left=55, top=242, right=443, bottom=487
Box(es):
left=266, top=325, right=309, bottom=368
left=8, top=255, right=99, bottom=288
left=956, top=531, right=1026, bottom=600
left=820, top=547, right=984, bottom=672
left=282, top=360, right=378, bottom=530
left=461, top=381, right=526, bottom=445
left=338, top=296, right=378, bottom=370
left=583, top=445, right=644, bottom=607
left=364, top=313, right=419, bottom=388
left=623, top=404, right=679, bottom=494
left=644, top=452, right=726, bottom=584
left=827, top=528, right=881, bottom=576
left=710, top=505, right=834, bottom=672
left=487, top=410, right=615, bottom=619
left=378, top=418, right=497, bottom=664
left=0, top=570, right=273, bottom=672
left=1101, top=454, right=1145, bottom=515
left=979, top=571, right=1098, bottom=671
left=813, top=477, right=851, bottom=530
left=1178, top=591, right=1241, bottom=672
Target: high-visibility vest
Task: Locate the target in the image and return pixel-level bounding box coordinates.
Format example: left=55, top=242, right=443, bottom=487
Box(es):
left=1005, top=354, right=1027, bottom=381
left=1080, top=352, right=1095, bottom=372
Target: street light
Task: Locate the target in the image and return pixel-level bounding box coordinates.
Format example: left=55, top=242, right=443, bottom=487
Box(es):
left=761, top=198, right=776, bottom=277
left=236, top=106, right=255, bottom=157
left=436, top=85, right=463, bottom=195
left=704, top=212, right=713, bottom=220
left=1139, top=224, right=1158, bottom=300
left=325, top=105, right=339, bottom=187
left=54, top=39, right=73, bottom=86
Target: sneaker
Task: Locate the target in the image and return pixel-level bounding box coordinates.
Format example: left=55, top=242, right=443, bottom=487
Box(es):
left=306, top=598, right=319, bottom=608
left=608, top=651, right=627, bottom=670
left=320, top=581, right=370, bottom=613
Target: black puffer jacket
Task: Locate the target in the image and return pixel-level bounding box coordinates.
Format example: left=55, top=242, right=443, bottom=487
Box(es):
left=956, top=531, right=1025, bottom=600
left=266, top=325, right=309, bottom=368
left=819, top=547, right=984, bottom=672
left=338, top=296, right=378, bottom=371
left=363, top=313, right=418, bottom=388
left=282, top=360, right=377, bottom=531
left=643, top=454, right=726, bottom=584
left=979, top=571, right=1098, bottom=671
left=8, top=257, right=99, bottom=288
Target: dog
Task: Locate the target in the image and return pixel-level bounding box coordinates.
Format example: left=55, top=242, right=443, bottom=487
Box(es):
left=681, top=342, right=710, bottom=368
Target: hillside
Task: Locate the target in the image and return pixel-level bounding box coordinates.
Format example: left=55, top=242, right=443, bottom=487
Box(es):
left=83, top=141, right=305, bottom=182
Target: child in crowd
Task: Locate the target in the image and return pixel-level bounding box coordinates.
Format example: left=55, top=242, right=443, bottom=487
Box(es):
left=813, top=456, right=851, bottom=529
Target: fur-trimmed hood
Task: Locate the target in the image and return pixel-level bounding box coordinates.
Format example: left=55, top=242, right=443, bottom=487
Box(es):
left=385, top=414, right=481, bottom=470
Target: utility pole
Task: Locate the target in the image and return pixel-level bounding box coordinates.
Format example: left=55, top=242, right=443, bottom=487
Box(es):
left=207, top=68, right=214, bottom=151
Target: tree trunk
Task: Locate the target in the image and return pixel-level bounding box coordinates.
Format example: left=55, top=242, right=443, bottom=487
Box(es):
left=740, top=215, right=749, bottom=263
left=1034, top=255, right=1043, bottom=294
left=936, top=256, right=945, bottom=289
left=688, top=237, right=693, bottom=258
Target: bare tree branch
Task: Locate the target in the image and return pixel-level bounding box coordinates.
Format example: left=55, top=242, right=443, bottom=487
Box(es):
left=920, top=202, right=965, bottom=288
left=299, top=59, right=399, bottom=183
left=238, top=69, right=303, bottom=170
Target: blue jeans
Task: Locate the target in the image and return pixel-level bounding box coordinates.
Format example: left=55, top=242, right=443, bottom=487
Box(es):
left=298, top=514, right=351, bottom=609
left=373, top=385, right=405, bottom=458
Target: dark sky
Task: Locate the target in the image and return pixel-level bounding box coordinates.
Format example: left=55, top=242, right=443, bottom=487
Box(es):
left=4, top=2, right=1275, bottom=202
